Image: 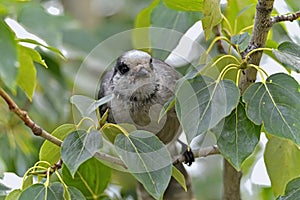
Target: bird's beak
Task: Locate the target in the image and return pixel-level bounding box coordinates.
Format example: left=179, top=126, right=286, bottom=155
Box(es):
left=135, top=65, right=150, bottom=78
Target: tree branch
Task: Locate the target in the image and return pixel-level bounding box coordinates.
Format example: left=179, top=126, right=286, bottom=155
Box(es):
left=239, top=0, right=275, bottom=94
left=222, top=1, right=275, bottom=200
left=0, top=87, right=63, bottom=146
left=270, top=10, right=300, bottom=25
left=173, top=145, right=220, bottom=165
left=0, top=87, right=126, bottom=169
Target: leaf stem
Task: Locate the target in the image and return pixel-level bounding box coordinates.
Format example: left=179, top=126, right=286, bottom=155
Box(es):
left=205, top=36, right=233, bottom=56
left=76, top=116, right=97, bottom=129
left=239, top=25, right=254, bottom=33
left=219, top=64, right=240, bottom=81
left=244, top=47, right=273, bottom=61
left=101, top=123, right=129, bottom=136
left=197, top=55, right=240, bottom=77
left=248, top=64, right=268, bottom=82
left=222, top=14, right=233, bottom=34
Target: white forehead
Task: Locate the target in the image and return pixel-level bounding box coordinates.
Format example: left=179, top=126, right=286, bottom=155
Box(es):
left=122, top=50, right=151, bottom=60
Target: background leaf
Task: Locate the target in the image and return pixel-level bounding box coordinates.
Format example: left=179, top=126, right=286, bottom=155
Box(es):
left=273, top=41, right=300, bottom=73
left=61, top=130, right=102, bottom=176
left=231, top=32, right=250, bottom=51
left=202, top=0, right=222, bottom=40
left=163, top=0, right=203, bottom=11
left=217, top=102, right=261, bottom=170
left=151, top=1, right=203, bottom=59
left=264, top=136, right=300, bottom=197
left=0, top=19, right=17, bottom=91
left=171, top=166, right=187, bottom=191
left=243, top=73, right=300, bottom=145
left=175, top=75, right=240, bottom=143
left=114, top=130, right=172, bottom=200
left=16, top=45, right=37, bottom=100
left=62, top=157, right=111, bottom=199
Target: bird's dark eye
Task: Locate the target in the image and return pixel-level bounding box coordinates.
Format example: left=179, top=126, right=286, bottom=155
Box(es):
left=117, top=62, right=130, bottom=74
left=150, top=58, right=152, bottom=63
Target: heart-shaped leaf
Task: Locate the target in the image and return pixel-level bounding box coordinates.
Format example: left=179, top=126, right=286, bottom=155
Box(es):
left=243, top=73, right=300, bottom=145
left=61, top=130, right=102, bottom=176
left=114, top=130, right=172, bottom=200
left=217, top=102, right=261, bottom=170
left=175, top=75, right=240, bottom=143
left=19, top=183, right=64, bottom=200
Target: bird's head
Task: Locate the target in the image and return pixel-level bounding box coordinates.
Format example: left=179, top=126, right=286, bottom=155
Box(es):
left=111, top=50, right=159, bottom=101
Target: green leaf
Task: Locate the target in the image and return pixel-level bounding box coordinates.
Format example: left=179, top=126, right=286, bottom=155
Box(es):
left=66, top=186, right=86, bottom=200
left=231, top=32, right=250, bottom=51
left=175, top=75, right=240, bottom=144
left=0, top=183, right=10, bottom=197
left=114, top=130, right=172, bottom=200
left=273, top=41, right=300, bottom=73
left=19, top=45, right=47, bottom=68
left=202, top=0, right=222, bottom=40
left=70, top=94, right=113, bottom=119
left=39, top=124, right=76, bottom=164
left=22, top=175, right=33, bottom=190
left=223, top=0, right=255, bottom=34
left=133, top=0, right=160, bottom=52
left=158, top=96, right=175, bottom=122
left=19, top=183, right=64, bottom=200
left=0, top=19, right=18, bottom=91
left=243, top=73, right=300, bottom=145
left=163, top=0, right=203, bottom=11
left=264, top=136, right=300, bottom=197
left=62, top=157, right=111, bottom=199
left=277, top=177, right=300, bottom=200
left=17, top=5, right=68, bottom=47
left=171, top=165, right=187, bottom=191
left=16, top=45, right=37, bottom=100
left=101, top=123, right=136, bottom=144
left=18, top=38, right=64, bottom=58
left=61, top=130, right=102, bottom=176
left=151, top=2, right=203, bottom=59
left=217, top=102, right=261, bottom=170
left=5, top=189, right=21, bottom=200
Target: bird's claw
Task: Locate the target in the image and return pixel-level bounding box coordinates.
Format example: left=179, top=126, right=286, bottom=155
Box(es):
left=183, top=148, right=194, bottom=166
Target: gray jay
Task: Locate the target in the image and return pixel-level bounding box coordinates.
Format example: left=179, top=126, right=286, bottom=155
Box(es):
left=98, top=50, right=193, bottom=200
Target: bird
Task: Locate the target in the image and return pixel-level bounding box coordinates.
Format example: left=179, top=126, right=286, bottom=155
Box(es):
left=98, top=50, right=193, bottom=200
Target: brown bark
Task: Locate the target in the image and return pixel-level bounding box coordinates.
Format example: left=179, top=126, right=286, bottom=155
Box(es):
left=223, top=1, right=275, bottom=199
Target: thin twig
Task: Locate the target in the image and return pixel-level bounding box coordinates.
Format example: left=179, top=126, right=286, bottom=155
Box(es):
left=173, top=145, right=220, bottom=165
left=0, top=87, right=63, bottom=146
left=270, top=10, right=300, bottom=25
